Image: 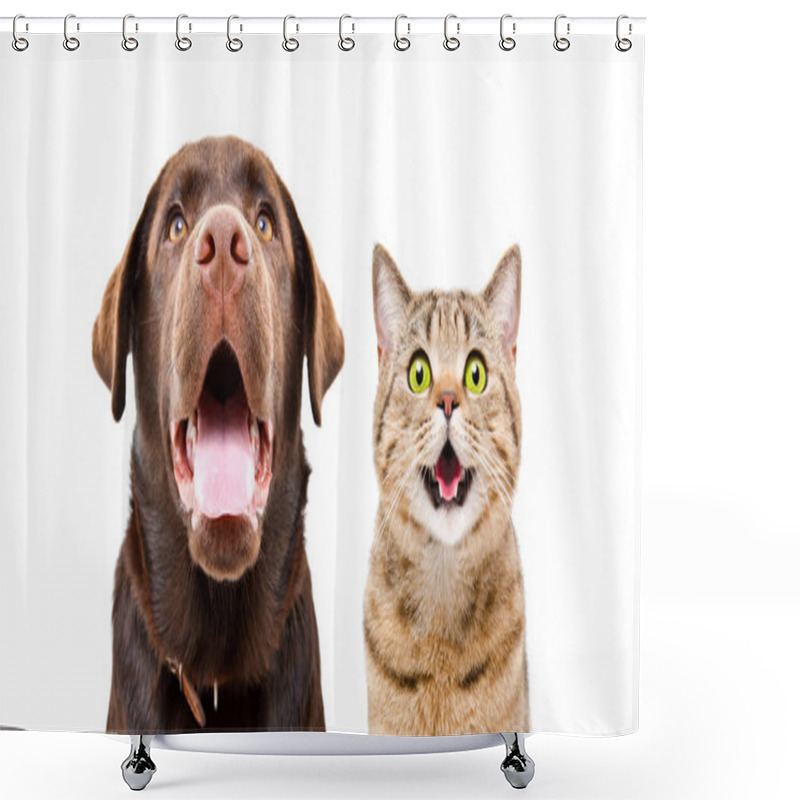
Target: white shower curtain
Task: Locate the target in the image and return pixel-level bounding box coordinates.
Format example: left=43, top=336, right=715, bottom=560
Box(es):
left=0, top=22, right=643, bottom=736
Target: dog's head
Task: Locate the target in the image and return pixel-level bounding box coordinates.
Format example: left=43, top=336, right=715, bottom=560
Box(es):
left=93, top=136, right=344, bottom=581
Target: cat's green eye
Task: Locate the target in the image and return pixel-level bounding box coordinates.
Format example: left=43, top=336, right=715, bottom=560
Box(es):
left=464, top=353, right=487, bottom=394
left=408, top=352, right=432, bottom=394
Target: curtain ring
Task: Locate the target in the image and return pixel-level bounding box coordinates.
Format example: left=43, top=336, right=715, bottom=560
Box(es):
left=176, top=14, right=192, bottom=51
left=12, top=15, right=29, bottom=52
left=443, top=14, right=460, bottom=51
left=283, top=15, right=299, bottom=52
left=394, top=14, right=410, bottom=51
left=615, top=14, right=632, bottom=52
left=122, top=14, right=139, bottom=51
left=553, top=14, right=570, bottom=52
left=499, top=14, right=516, bottom=51
left=338, top=14, right=355, bottom=51
left=226, top=15, right=243, bottom=52
left=63, top=13, right=80, bottom=51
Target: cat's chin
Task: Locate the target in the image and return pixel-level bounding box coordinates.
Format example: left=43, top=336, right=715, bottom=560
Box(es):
left=411, top=480, right=484, bottom=546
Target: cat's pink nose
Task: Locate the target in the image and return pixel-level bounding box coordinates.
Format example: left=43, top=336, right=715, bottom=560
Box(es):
left=438, top=391, right=459, bottom=420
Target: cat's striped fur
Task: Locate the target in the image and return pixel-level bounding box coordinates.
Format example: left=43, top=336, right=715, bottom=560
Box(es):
left=364, top=244, right=529, bottom=735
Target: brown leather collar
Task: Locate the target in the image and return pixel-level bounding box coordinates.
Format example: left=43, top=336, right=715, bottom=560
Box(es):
left=165, top=657, right=216, bottom=728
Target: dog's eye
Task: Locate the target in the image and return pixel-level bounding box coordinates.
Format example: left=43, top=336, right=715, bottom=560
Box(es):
left=169, top=214, right=187, bottom=243
left=256, top=211, right=274, bottom=242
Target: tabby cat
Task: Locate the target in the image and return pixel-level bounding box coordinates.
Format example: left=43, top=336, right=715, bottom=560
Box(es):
left=364, top=244, right=529, bottom=735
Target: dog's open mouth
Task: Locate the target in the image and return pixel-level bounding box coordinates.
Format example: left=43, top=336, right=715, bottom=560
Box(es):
left=170, top=341, right=273, bottom=532
left=422, top=440, right=473, bottom=509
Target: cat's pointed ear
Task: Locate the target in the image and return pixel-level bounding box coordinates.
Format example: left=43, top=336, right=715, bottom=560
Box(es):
left=483, top=245, right=521, bottom=364
left=373, top=244, right=411, bottom=362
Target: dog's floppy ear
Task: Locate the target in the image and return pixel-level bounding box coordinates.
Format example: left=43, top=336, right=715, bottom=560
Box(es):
left=92, top=179, right=159, bottom=421
left=277, top=178, right=345, bottom=426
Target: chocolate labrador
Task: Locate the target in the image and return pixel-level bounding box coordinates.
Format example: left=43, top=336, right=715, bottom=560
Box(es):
left=93, top=136, right=344, bottom=732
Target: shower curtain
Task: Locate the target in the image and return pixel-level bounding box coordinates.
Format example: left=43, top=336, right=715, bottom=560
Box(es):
left=0, top=18, right=643, bottom=737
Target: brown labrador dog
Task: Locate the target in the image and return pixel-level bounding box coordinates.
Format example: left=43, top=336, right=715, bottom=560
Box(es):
left=93, top=136, right=344, bottom=733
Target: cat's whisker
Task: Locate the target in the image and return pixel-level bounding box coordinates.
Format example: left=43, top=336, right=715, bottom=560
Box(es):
left=470, top=437, right=517, bottom=486
left=375, top=460, right=418, bottom=544
left=376, top=463, right=410, bottom=523
left=381, top=418, right=433, bottom=433
left=380, top=420, right=435, bottom=450
left=377, top=469, right=410, bottom=534
left=478, top=454, right=518, bottom=508
left=482, top=418, right=520, bottom=446
left=470, top=443, right=516, bottom=520
left=463, top=438, right=517, bottom=501
left=377, top=473, right=413, bottom=552
left=480, top=469, right=514, bottom=522
left=469, top=443, right=511, bottom=502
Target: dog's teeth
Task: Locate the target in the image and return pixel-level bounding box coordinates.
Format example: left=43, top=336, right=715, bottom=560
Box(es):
left=250, top=417, right=259, bottom=461
left=186, top=415, right=197, bottom=467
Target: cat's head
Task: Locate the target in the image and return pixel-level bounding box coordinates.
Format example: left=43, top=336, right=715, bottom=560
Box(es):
left=372, top=244, right=522, bottom=546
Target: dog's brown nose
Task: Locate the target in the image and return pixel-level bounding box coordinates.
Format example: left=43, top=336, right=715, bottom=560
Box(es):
left=195, top=206, right=252, bottom=299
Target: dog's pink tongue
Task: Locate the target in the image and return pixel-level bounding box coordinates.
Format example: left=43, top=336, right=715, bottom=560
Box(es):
left=194, top=392, right=255, bottom=518
left=435, top=449, right=462, bottom=501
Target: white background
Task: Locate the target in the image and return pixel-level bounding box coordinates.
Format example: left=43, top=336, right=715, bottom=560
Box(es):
left=1, top=1, right=799, bottom=800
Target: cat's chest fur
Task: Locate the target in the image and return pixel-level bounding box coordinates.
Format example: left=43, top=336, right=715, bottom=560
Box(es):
left=406, top=536, right=490, bottom=640
left=364, top=515, right=528, bottom=735
left=367, top=511, right=519, bottom=668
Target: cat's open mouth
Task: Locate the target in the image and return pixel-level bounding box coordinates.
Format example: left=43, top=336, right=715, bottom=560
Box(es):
left=422, top=440, right=474, bottom=509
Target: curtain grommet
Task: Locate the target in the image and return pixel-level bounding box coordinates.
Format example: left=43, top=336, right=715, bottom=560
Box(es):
left=553, top=14, right=570, bottom=52
left=63, top=13, right=80, bottom=52
left=283, top=15, right=299, bottom=52
left=499, top=14, right=516, bottom=51
left=338, top=14, right=355, bottom=51
left=615, top=15, right=632, bottom=52
left=226, top=15, right=243, bottom=52
left=12, top=15, right=29, bottom=52
left=121, top=14, right=138, bottom=52
left=175, top=14, right=192, bottom=51
left=394, top=15, right=411, bottom=51
left=443, top=14, right=460, bottom=51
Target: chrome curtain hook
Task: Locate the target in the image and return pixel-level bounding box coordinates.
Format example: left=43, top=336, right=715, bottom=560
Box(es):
left=499, top=13, right=516, bottom=51
left=176, top=14, right=192, bottom=51
left=12, top=14, right=29, bottom=52
left=227, top=15, right=243, bottom=52
left=443, top=14, right=460, bottom=51
left=63, top=13, right=80, bottom=51
left=338, top=14, right=355, bottom=51
left=394, top=14, right=410, bottom=51
left=553, top=14, right=570, bottom=52
left=283, top=15, right=299, bottom=52
left=615, top=14, right=632, bottom=51
left=122, top=14, right=139, bottom=51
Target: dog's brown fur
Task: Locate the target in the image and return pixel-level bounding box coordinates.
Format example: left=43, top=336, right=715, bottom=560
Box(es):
left=94, top=136, right=343, bottom=733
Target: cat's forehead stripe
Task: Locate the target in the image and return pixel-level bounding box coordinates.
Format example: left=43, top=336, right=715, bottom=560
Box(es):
left=403, top=290, right=490, bottom=353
